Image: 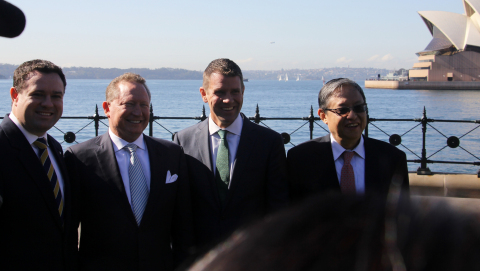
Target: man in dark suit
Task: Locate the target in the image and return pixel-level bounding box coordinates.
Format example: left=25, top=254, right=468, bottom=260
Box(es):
left=0, top=59, right=77, bottom=270
left=174, top=58, right=289, bottom=250
left=64, top=73, right=194, bottom=270
left=287, top=78, right=409, bottom=201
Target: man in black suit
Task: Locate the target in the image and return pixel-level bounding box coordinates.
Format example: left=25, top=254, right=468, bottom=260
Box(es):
left=0, top=59, right=77, bottom=270
left=287, top=78, right=409, bottom=201
left=65, top=73, right=194, bottom=270
left=174, top=58, right=289, bottom=250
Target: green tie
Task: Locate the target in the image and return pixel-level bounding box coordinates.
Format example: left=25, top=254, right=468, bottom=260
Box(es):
left=215, top=130, right=229, bottom=204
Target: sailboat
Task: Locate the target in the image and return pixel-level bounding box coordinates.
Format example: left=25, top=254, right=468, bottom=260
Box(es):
left=322, top=76, right=325, bottom=85
left=285, top=74, right=288, bottom=81
left=278, top=75, right=282, bottom=81
left=296, top=75, right=300, bottom=81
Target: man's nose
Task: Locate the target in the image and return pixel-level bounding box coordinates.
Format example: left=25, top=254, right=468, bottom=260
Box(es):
left=41, top=95, right=53, bottom=107
left=346, top=108, right=357, bottom=119
left=132, top=105, right=142, bottom=115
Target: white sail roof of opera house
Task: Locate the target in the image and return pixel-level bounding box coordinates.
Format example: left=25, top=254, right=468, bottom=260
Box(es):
left=418, top=0, right=480, bottom=53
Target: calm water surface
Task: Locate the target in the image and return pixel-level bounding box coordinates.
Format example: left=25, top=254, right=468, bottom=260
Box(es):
left=1, top=79, right=479, bottom=174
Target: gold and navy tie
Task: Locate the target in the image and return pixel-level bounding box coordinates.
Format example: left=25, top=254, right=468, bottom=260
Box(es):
left=33, top=137, right=64, bottom=221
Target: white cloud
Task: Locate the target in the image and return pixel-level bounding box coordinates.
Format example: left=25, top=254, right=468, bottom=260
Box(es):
left=381, top=54, right=394, bottom=61
left=336, top=57, right=353, bottom=63
left=367, top=55, right=379, bottom=61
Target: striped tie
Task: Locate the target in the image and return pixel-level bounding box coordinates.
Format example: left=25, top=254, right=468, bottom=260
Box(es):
left=124, top=143, right=149, bottom=226
left=33, top=137, right=64, bottom=221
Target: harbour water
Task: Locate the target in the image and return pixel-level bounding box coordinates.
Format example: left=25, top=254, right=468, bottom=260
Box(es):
left=1, top=79, right=480, bottom=174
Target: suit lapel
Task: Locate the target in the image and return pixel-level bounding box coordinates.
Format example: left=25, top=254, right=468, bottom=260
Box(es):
left=95, top=133, right=137, bottom=225
left=48, top=135, right=72, bottom=228
left=1, top=117, right=64, bottom=230
left=222, top=117, right=256, bottom=210
left=197, top=118, right=222, bottom=208
left=318, top=135, right=341, bottom=190
left=141, top=135, right=168, bottom=224
left=364, top=137, right=382, bottom=192
left=196, top=120, right=212, bottom=171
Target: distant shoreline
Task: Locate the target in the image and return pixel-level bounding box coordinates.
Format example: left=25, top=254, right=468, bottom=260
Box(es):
left=0, top=63, right=390, bottom=81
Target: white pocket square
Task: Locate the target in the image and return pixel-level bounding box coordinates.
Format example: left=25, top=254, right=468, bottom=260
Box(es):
left=166, top=170, right=178, bottom=184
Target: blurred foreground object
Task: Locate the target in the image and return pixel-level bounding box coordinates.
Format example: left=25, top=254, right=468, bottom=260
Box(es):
left=0, top=0, right=25, bottom=38
left=189, top=194, right=480, bottom=271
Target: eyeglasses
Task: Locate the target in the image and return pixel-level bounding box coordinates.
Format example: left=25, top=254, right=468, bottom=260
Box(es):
left=325, top=104, right=368, bottom=117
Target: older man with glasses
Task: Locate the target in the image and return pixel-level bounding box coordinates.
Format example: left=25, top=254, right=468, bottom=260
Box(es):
left=287, top=78, right=409, bottom=202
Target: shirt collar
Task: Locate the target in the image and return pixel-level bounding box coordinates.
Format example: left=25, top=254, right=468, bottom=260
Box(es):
left=208, top=113, right=243, bottom=136
left=330, top=134, right=365, bottom=161
left=9, top=111, right=48, bottom=146
left=109, top=128, right=145, bottom=152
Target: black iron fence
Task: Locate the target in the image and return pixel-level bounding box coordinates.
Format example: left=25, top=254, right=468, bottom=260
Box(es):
left=3, top=104, right=480, bottom=175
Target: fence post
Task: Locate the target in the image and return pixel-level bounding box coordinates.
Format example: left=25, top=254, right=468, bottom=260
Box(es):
left=200, top=105, right=207, bottom=121
left=149, top=103, right=154, bottom=137
left=94, top=104, right=100, bottom=137
left=365, top=111, right=369, bottom=137
left=308, top=106, right=315, bottom=140
left=417, top=106, right=432, bottom=175
left=254, top=104, right=261, bottom=124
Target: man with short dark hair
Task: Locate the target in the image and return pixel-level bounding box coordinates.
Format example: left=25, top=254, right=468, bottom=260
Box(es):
left=174, top=58, right=289, bottom=250
left=287, top=78, right=409, bottom=201
left=65, top=73, right=193, bottom=270
left=0, top=59, right=77, bottom=270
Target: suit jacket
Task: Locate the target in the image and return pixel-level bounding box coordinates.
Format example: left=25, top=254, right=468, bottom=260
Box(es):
left=64, top=133, right=194, bottom=271
left=174, top=115, right=289, bottom=249
left=287, top=135, right=409, bottom=201
left=0, top=116, right=77, bottom=271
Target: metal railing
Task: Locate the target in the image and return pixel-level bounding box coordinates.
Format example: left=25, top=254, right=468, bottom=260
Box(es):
left=3, top=104, right=480, bottom=175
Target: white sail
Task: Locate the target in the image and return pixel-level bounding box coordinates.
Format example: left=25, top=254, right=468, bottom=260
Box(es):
left=296, top=75, right=300, bottom=81
left=278, top=75, right=282, bottom=81
left=285, top=74, right=288, bottom=81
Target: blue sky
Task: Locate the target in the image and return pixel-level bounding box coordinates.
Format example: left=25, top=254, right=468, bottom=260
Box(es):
left=1, top=0, right=465, bottom=70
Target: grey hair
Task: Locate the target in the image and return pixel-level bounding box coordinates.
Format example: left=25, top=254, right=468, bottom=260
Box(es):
left=318, top=78, right=366, bottom=110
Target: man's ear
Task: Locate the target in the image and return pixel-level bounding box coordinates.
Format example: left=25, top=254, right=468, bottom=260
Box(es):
left=200, top=87, right=208, bottom=103
left=102, top=101, right=111, bottom=118
left=318, top=108, right=328, bottom=125
left=10, top=87, right=18, bottom=104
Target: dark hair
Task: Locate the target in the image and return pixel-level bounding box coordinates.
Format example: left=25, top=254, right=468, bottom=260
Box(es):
left=318, top=78, right=365, bottom=110
left=105, top=72, right=151, bottom=102
left=13, top=59, right=66, bottom=92
left=188, top=194, right=388, bottom=271
left=203, top=58, right=244, bottom=90
left=188, top=194, right=480, bottom=271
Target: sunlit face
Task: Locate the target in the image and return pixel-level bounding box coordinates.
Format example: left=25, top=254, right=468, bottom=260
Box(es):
left=103, top=81, right=150, bottom=142
left=318, top=85, right=367, bottom=149
left=10, top=71, right=64, bottom=136
left=200, top=73, right=244, bottom=128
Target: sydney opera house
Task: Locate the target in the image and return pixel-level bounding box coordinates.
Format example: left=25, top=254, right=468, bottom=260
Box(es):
left=409, top=0, right=480, bottom=82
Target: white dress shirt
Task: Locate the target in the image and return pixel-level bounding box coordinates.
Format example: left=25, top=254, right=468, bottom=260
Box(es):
left=109, top=129, right=151, bottom=208
left=209, top=114, right=243, bottom=188
left=331, top=134, right=366, bottom=194
left=9, top=112, right=65, bottom=198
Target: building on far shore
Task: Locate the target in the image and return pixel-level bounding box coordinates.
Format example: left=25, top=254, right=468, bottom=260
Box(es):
left=410, top=0, right=480, bottom=82
left=366, top=0, right=480, bottom=89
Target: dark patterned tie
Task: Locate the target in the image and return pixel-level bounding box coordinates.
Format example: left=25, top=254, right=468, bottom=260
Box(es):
left=215, top=130, right=229, bottom=204
left=340, top=151, right=356, bottom=194
left=33, top=137, right=64, bottom=221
